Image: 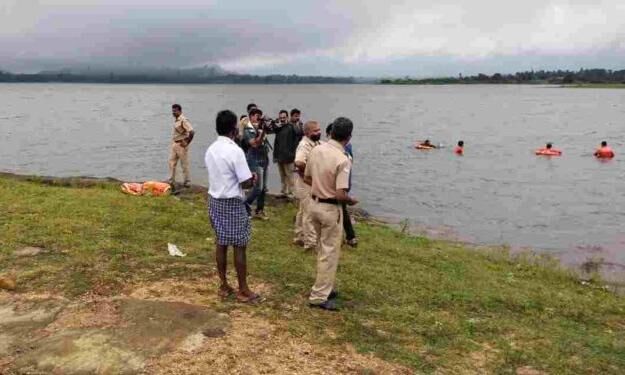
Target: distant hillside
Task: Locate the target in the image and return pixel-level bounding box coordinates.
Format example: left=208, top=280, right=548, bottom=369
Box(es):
left=0, top=65, right=356, bottom=84
left=381, top=69, right=625, bottom=85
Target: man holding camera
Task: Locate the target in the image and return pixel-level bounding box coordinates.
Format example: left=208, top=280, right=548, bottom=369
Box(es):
left=243, top=108, right=272, bottom=220
left=239, top=103, right=257, bottom=139
left=168, top=104, right=195, bottom=188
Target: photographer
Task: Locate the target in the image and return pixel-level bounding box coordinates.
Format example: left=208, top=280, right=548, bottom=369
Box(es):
left=243, top=108, right=272, bottom=220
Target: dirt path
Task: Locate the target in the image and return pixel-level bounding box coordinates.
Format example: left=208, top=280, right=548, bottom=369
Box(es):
left=0, top=278, right=412, bottom=374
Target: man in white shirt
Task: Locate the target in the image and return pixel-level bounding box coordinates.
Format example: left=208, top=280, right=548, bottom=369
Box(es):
left=205, top=110, right=259, bottom=303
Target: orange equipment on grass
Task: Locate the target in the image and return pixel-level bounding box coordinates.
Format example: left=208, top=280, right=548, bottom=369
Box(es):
left=121, top=181, right=171, bottom=196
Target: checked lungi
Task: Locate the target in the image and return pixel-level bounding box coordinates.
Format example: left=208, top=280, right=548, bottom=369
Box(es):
left=208, top=195, right=251, bottom=247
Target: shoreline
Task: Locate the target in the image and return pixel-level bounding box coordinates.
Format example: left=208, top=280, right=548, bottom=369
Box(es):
left=2, top=171, right=625, bottom=373
left=2, top=171, right=623, bottom=292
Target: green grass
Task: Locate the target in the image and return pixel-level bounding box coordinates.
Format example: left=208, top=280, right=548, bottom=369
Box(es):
left=1, top=175, right=624, bottom=373
left=562, top=83, right=625, bottom=89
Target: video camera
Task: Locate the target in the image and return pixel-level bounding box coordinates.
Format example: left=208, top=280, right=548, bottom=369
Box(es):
left=259, top=116, right=276, bottom=131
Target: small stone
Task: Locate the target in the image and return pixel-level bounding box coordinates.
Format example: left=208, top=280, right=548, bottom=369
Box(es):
left=14, top=247, right=45, bottom=257
left=516, top=366, right=545, bottom=375
left=202, top=327, right=225, bottom=338
left=0, top=276, right=16, bottom=290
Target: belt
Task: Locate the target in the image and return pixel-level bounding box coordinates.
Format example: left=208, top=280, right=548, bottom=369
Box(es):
left=312, top=195, right=339, bottom=205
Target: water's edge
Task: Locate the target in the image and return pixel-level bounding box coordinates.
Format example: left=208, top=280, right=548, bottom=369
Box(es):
left=2, top=171, right=623, bottom=294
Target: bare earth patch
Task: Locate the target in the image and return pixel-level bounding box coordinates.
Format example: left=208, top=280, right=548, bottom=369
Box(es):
left=145, top=310, right=413, bottom=374
left=1, top=279, right=412, bottom=374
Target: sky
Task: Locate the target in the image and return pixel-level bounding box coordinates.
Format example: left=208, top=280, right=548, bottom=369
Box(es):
left=1, top=0, right=624, bottom=77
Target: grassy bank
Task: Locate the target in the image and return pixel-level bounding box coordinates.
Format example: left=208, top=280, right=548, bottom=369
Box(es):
left=562, top=83, right=625, bottom=89
left=1, top=174, right=624, bottom=373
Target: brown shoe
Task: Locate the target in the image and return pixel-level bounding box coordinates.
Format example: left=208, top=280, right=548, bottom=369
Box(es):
left=346, top=238, right=358, bottom=248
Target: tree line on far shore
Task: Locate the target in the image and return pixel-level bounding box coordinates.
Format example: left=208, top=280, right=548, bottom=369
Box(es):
left=0, top=70, right=356, bottom=84
left=2, top=67, right=624, bottom=85
left=380, top=69, right=625, bottom=85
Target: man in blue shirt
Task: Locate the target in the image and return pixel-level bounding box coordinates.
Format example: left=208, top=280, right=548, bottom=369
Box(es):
left=243, top=108, right=271, bottom=220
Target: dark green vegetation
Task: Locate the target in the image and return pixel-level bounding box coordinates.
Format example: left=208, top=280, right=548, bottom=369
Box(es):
left=0, top=66, right=355, bottom=84
left=1, top=174, right=624, bottom=373
left=566, top=83, right=625, bottom=89
left=381, top=68, right=625, bottom=85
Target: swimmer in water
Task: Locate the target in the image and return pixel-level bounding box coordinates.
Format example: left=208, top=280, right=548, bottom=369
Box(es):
left=594, top=141, right=615, bottom=159
left=454, top=140, right=464, bottom=155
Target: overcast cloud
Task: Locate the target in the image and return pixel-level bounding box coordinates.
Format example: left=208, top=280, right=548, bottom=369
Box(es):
left=1, top=0, right=624, bottom=76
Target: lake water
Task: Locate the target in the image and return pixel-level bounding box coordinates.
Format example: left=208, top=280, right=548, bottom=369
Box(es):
left=2, top=83, right=625, bottom=282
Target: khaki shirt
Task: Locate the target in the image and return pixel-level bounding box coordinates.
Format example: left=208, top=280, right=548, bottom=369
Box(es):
left=294, top=136, right=320, bottom=191
left=172, top=114, right=193, bottom=142
left=295, top=136, right=320, bottom=165
left=304, top=140, right=351, bottom=199
left=239, top=117, right=250, bottom=139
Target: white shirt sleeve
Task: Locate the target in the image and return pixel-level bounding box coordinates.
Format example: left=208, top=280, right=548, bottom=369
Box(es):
left=233, top=148, right=252, bottom=183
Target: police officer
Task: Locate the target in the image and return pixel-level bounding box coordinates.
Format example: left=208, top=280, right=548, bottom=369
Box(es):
left=168, top=104, right=195, bottom=187
left=304, top=117, right=358, bottom=311
left=294, top=120, right=322, bottom=250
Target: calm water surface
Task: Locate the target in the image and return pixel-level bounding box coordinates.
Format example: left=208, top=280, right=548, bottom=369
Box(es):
left=2, top=83, right=624, bottom=280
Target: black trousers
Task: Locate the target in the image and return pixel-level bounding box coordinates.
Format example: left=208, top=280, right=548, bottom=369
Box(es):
left=341, top=202, right=356, bottom=241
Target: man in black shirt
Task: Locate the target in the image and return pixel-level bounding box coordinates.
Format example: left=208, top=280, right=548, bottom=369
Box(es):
left=273, top=109, right=302, bottom=197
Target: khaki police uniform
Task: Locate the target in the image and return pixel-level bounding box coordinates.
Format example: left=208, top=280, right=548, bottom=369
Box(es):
left=293, top=136, right=320, bottom=248
left=304, top=140, right=351, bottom=304
left=168, top=114, right=193, bottom=184
left=239, top=117, right=250, bottom=140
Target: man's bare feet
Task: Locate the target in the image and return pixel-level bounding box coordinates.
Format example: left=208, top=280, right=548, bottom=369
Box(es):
left=218, top=284, right=235, bottom=298
left=236, top=289, right=262, bottom=303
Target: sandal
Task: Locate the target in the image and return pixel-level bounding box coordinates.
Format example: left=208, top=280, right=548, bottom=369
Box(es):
left=218, top=286, right=235, bottom=298
left=236, top=292, right=263, bottom=304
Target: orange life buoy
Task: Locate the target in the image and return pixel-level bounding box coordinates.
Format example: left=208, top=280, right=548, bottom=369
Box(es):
left=415, top=144, right=435, bottom=150
left=594, top=147, right=615, bottom=159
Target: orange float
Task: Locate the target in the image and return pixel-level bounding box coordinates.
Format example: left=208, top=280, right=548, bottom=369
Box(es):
left=121, top=182, right=144, bottom=196
left=535, top=149, right=562, bottom=156
left=121, top=181, right=171, bottom=196
left=594, top=147, right=615, bottom=159
left=143, top=181, right=172, bottom=196
left=415, top=144, right=436, bottom=150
